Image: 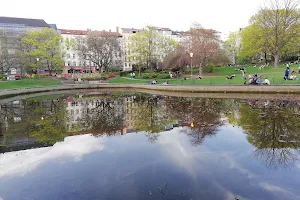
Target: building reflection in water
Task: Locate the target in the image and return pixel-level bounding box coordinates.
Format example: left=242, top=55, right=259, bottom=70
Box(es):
left=1, top=93, right=300, bottom=170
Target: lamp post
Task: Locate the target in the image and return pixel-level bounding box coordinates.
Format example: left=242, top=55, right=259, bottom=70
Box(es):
left=190, top=52, right=193, bottom=78
left=36, top=57, right=40, bottom=79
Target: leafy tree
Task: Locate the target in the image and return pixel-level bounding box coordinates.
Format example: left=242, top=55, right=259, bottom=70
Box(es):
left=242, top=0, right=300, bottom=68
left=129, top=26, right=177, bottom=74
left=224, top=31, right=241, bottom=65
left=76, top=31, right=123, bottom=72
left=19, top=28, right=64, bottom=75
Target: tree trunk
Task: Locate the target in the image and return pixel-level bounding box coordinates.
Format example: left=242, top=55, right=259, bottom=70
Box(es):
left=139, top=65, right=141, bottom=77
left=199, top=63, right=202, bottom=77
left=274, top=53, right=279, bottom=68
left=264, top=52, right=267, bottom=65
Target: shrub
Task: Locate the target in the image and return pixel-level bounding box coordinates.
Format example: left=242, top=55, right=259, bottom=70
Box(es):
left=157, top=74, right=170, bottom=79
left=120, top=71, right=132, bottom=77
left=107, top=73, right=116, bottom=78
left=142, top=73, right=150, bottom=79
left=149, top=73, right=159, bottom=79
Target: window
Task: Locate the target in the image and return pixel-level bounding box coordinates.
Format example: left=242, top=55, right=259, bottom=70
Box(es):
left=67, top=54, right=70, bottom=58
left=68, top=61, right=71, bottom=66
left=83, top=62, right=86, bottom=66
left=73, top=54, right=76, bottom=58
left=73, top=61, right=76, bottom=66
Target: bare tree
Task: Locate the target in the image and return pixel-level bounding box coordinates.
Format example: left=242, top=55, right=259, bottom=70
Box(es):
left=190, top=23, right=220, bottom=76
left=76, top=31, right=123, bottom=72
left=163, top=44, right=190, bottom=70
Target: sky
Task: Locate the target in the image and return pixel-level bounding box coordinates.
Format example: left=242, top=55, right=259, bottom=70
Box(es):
left=0, top=0, right=264, bottom=39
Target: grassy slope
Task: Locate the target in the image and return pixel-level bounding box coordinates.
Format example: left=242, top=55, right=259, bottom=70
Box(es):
left=0, top=79, right=62, bottom=90
left=109, top=64, right=300, bottom=85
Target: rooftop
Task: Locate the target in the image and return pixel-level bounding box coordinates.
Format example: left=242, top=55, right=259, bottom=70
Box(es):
left=0, top=17, right=50, bottom=28
left=59, top=29, right=122, bottom=37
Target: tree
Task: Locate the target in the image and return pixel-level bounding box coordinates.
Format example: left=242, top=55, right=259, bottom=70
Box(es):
left=224, top=31, right=241, bottom=65
left=76, top=31, right=123, bottom=72
left=190, top=23, right=220, bottom=76
left=163, top=44, right=190, bottom=70
left=245, top=0, right=300, bottom=68
left=166, top=97, right=224, bottom=146
left=129, top=26, right=177, bottom=74
left=0, top=31, right=15, bottom=75
left=238, top=100, right=300, bottom=169
left=19, top=28, right=64, bottom=75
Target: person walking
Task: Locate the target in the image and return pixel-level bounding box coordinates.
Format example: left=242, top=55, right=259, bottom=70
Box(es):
left=284, top=68, right=289, bottom=81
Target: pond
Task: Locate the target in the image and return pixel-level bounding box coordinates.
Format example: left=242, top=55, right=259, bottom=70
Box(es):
left=0, top=91, right=300, bottom=200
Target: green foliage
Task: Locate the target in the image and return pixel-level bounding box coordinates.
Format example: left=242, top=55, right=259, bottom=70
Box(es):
left=19, top=28, right=64, bottom=74
left=157, top=74, right=170, bottom=79
left=129, top=26, right=177, bottom=69
left=142, top=73, right=150, bottom=79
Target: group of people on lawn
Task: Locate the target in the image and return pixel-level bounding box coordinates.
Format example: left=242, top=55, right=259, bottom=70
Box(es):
left=284, top=64, right=298, bottom=81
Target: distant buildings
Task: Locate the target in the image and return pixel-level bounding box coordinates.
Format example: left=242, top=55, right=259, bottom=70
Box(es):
left=0, top=16, right=189, bottom=75
left=116, top=26, right=188, bottom=71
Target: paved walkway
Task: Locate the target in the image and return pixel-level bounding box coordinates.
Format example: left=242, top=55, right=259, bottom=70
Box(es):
left=1, top=83, right=300, bottom=99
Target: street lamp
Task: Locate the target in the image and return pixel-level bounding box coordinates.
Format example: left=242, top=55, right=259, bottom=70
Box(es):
left=190, top=52, right=193, bottom=78
left=36, top=58, right=40, bottom=79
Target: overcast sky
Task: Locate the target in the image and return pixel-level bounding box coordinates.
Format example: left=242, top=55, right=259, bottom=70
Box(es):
left=0, top=0, right=264, bottom=39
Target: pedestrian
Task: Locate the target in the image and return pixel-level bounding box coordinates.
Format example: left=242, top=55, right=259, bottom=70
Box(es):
left=132, top=72, right=135, bottom=78
left=284, top=68, right=289, bottom=80
left=130, top=73, right=133, bottom=78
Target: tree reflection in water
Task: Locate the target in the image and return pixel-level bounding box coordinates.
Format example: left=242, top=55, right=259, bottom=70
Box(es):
left=239, top=99, right=300, bottom=169
left=2, top=93, right=300, bottom=170
left=166, top=97, right=224, bottom=146
left=131, top=94, right=176, bottom=142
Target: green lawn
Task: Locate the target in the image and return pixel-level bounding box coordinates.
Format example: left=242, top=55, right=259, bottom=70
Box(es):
left=109, top=64, right=300, bottom=85
left=0, top=79, right=62, bottom=90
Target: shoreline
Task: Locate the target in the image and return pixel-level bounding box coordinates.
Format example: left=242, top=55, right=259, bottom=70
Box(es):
left=1, top=84, right=300, bottom=100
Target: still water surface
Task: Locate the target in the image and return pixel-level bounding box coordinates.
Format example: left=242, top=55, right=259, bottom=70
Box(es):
left=0, top=92, right=300, bottom=200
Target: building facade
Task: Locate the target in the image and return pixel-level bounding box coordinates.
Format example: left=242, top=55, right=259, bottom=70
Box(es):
left=60, top=28, right=127, bottom=78
left=117, top=26, right=188, bottom=70
left=0, top=17, right=53, bottom=73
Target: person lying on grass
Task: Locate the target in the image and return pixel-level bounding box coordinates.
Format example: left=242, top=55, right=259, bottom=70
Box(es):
left=226, top=74, right=236, bottom=80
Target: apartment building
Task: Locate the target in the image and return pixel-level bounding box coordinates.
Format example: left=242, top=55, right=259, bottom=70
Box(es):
left=60, top=29, right=127, bottom=77
left=117, top=26, right=188, bottom=70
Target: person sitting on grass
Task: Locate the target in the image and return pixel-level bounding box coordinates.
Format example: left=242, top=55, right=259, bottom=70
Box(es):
left=290, top=70, right=297, bottom=80
left=226, top=74, right=236, bottom=80
left=151, top=79, right=157, bottom=84
left=263, top=77, right=270, bottom=85
left=162, top=80, right=168, bottom=85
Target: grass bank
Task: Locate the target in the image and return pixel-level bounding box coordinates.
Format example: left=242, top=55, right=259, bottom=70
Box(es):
left=0, top=79, right=62, bottom=90
left=111, top=64, right=300, bottom=85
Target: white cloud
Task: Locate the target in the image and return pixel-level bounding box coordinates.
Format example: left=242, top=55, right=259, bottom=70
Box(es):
left=0, top=134, right=104, bottom=178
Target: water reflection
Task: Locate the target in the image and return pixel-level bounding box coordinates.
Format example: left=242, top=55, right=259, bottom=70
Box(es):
left=1, top=93, right=300, bottom=199
left=1, top=93, right=300, bottom=171
left=238, top=99, right=300, bottom=169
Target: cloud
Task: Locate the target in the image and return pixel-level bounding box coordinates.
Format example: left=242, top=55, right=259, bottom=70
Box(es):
left=259, top=182, right=300, bottom=199
left=0, top=134, right=104, bottom=178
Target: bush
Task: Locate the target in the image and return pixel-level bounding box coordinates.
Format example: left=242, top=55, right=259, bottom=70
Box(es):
left=120, top=71, right=132, bottom=77
left=142, top=73, right=150, bottom=79
left=157, top=74, right=170, bottom=79
left=107, top=73, right=116, bottom=78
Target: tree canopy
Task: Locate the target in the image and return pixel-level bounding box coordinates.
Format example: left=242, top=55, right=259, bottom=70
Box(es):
left=19, top=28, right=64, bottom=75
